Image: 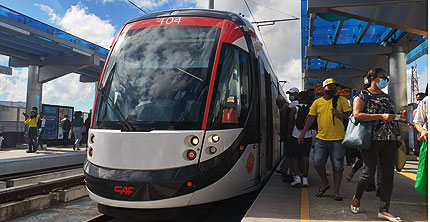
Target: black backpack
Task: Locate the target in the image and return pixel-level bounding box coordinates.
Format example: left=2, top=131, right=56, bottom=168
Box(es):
left=37, top=118, right=42, bottom=129
left=295, top=104, right=310, bottom=130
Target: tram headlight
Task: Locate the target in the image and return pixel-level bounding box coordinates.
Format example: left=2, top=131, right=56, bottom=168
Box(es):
left=186, top=150, right=197, bottom=160
left=190, top=136, right=199, bottom=146
left=89, top=134, right=95, bottom=144
left=211, top=134, right=220, bottom=143
left=208, top=146, right=217, bottom=154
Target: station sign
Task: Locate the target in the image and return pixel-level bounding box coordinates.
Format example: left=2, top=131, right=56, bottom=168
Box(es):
left=0, top=65, right=12, bottom=75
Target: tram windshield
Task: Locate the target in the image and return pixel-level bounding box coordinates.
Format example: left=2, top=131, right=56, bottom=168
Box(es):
left=93, top=25, right=219, bottom=130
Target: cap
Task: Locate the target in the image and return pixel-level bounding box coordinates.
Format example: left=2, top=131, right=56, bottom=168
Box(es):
left=287, top=87, right=300, bottom=94
left=322, top=78, right=338, bottom=87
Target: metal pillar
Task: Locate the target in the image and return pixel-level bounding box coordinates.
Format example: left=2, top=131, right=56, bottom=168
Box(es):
left=25, top=65, right=42, bottom=114
left=209, top=0, right=214, bottom=9
left=388, top=46, right=407, bottom=112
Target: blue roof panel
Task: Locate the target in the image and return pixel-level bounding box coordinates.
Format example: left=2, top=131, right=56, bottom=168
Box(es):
left=337, top=19, right=368, bottom=44
left=0, top=5, right=109, bottom=55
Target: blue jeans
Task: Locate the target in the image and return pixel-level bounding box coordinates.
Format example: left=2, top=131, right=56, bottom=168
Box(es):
left=74, top=127, right=83, bottom=146
left=313, top=138, right=345, bottom=172
left=28, top=127, right=38, bottom=152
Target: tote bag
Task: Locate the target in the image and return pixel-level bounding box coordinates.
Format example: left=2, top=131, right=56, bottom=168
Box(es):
left=342, top=115, right=373, bottom=149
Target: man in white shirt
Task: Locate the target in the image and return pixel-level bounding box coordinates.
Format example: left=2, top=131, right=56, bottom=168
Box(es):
left=287, top=87, right=300, bottom=108
left=37, top=112, right=47, bottom=150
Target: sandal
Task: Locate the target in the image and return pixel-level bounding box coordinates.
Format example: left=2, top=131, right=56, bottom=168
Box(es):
left=378, top=212, right=402, bottom=222
left=315, top=185, right=330, bottom=197
left=350, top=195, right=360, bottom=213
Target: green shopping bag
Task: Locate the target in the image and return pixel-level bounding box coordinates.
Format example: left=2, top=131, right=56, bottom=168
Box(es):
left=415, top=140, right=428, bottom=195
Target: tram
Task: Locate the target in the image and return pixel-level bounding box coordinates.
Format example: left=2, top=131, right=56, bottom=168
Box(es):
left=84, top=9, right=286, bottom=217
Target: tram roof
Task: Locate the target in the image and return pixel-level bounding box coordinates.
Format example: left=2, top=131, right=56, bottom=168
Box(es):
left=127, top=9, right=254, bottom=30
left=301, top=0, right=428, bottom=81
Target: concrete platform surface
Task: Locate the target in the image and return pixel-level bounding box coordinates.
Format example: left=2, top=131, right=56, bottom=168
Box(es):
left=243, top=156, right=427, bottom=222
left=0, top=147, right=86, bottom=176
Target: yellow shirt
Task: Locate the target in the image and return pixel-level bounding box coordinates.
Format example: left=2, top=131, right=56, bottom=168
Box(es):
left=24, top=115, right=40, bottom=128
left=309, top=96, right=351, bottom=141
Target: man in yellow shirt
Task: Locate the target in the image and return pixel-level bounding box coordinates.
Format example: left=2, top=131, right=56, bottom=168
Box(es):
left=298, top=78, right=351, bottom=201
left=24, top=108, right=40, bottom=153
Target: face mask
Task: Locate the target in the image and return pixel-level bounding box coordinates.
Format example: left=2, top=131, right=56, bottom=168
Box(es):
left=376, top=79, right=389, bottom=90
left=289, top=96, right=295, bottom=101
left=325, top=89, right=336, bottom=97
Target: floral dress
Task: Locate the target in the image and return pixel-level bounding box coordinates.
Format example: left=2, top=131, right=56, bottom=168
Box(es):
left=358, top=89, right=398, bottom=141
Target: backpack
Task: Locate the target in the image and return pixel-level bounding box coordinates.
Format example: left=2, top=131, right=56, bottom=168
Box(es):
left=62, top=119, right=71, bottom=131
left=295, top=104, right=310, bottom=130
left=37, top=118, right=42, bottom=129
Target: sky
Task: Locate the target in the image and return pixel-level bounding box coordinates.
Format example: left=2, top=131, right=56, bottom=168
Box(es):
left=0, top=0, right=427, bottom=112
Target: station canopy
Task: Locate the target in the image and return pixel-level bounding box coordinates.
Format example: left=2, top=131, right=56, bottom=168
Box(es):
left=301, top=0, right=428, bottom=82
left=0, top=5, right=108, bottom=82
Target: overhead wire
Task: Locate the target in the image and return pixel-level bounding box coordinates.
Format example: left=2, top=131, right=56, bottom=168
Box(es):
left=126, top=0, right=148, bottom=14
left=243, top=0, right=278, bottom=74
left=245, top=0, right=298, bottom=19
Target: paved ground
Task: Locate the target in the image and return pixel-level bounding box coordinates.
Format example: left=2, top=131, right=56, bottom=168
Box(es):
left=243, top=156, right=427, bottom=222
left=0, top=146, right=86, bottom=160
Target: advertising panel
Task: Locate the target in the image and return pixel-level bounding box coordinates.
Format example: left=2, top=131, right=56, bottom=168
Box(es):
left=42, top=105, right=58, bottom=140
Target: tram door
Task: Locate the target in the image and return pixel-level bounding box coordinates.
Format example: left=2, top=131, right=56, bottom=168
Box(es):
left=257, top=58, right=274, bottom=180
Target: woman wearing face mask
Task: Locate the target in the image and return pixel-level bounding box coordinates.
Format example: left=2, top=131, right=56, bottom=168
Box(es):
left=350, top=68, right=402, bottom=222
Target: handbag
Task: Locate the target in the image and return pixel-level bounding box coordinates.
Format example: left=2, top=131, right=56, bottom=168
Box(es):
left=415, top=140, right=428, bottom=195
left=342, top=115, right=373, bottom=149
left=394, top=135, right=407, bottom=172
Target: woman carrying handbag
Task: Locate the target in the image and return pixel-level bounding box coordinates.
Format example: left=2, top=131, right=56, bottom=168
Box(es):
left=350, top=68, right=404, bottom=222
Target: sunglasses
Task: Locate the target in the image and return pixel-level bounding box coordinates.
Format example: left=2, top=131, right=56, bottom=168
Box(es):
left=377, top=76, right=390, bottom=81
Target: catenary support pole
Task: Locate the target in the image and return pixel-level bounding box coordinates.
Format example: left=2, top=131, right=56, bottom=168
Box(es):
left=209, top=0, right=214, bottom=9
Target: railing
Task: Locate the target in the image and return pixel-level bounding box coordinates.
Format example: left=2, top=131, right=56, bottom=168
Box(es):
left=0, top=105, right=26, bottom=133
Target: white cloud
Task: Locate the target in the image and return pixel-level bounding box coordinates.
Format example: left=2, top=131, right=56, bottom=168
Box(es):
left=36, top=3, right=115, bottom=48
left=0, top=68, right=28, bottom=102
left=192, top=0, right=302, bottom=90
left=133, top=0, right=170, bottom=9
left=0, top=4, right=111, bottom=111
left=42, top=74, right=95, bottom=111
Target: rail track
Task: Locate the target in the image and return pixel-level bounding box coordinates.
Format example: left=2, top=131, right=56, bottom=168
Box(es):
left=0, top=174, right=85, bottom=204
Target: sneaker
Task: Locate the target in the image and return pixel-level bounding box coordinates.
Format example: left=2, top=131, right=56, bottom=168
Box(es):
left=302, top=177, right=309, bottom=187
left=291, top=176, right=301, bottom=187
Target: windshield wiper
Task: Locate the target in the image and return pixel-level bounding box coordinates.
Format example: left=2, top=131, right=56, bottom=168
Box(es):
left=98, top=63, right=136, bottom=131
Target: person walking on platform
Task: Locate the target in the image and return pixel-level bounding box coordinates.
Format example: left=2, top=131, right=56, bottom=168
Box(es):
left=81, top=111, right=91, bottom=149
left=61, top=115, right=71, bottom=147
left=298, top=78, right=351, bottom=201
left=288, top=91, right=313, bottom=187
left=350, top=68, right=403, bottom=222
left=37, top=112, right=46, bottom=150
left=72, top=111, right=84, bottom=151
left=23, top=109, right=40, bottom=153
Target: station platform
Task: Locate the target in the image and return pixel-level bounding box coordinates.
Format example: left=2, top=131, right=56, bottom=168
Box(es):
left=0, top=147, right=86, bottom=176
left=243, top=156, right=427, bottom=222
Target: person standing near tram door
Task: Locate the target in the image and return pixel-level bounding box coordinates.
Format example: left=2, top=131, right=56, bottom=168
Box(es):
left=72, top=111, right=84, bottom=151
left=61, top=115, right=71, bottom=147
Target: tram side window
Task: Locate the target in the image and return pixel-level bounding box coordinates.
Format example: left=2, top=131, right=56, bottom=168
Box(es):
left=208, top=44, right=251, bottom=129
